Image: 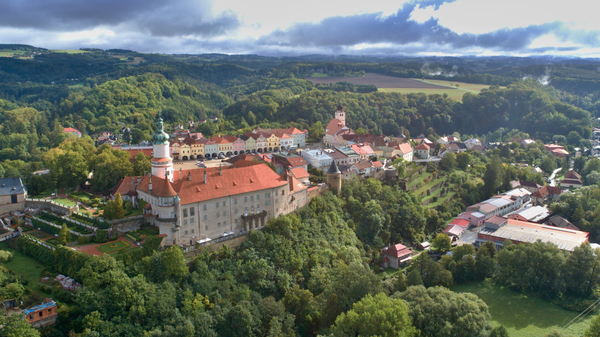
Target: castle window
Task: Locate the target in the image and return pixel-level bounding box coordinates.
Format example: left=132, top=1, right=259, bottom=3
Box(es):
left=203, top=215, right=207, bottom=221
left=250, top=196, right=254, bottom=201
left=184, top=220, right=187, bottom=225
left=223, top=201, right=226, bottom=206
left=218, top=223, right=221, bottom=227
left=205, top=225, right=208, bottom=230
left=223, top=211, right=227, bottom=216
left=244, top=197, right=248, bottom=202
left=234, top=198, right=237, bottom=205
left=203, top=205, right=207, bottom=211
left=256, top=194, right=260, bottom=200
left=183, top=209, right=188, bottom=217
left=190, top=207, right=195, bottom=216
left=190, top=218, right=194, bottom=223
left=216, top=202, right=219, bottom=208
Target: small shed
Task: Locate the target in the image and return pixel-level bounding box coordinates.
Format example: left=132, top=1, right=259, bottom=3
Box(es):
left=418, top=241, right=430, bottom=250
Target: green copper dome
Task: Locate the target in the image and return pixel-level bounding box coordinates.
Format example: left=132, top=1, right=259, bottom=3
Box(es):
left=152, top=117, right=170, bottom=145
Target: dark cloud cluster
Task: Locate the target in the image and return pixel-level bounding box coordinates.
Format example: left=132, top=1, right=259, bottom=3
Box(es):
left=258, top=0, right=600, bottom=53
left=1, top=0, right=240, bottom=37
left=1, top=0, right=599, bottom=55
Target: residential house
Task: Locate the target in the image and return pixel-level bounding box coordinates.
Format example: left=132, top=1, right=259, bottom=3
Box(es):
left=289, top=167, right=310, bottom=184
left=239, top=135, right=255, bottom=153
left=211, top=136, right=234, bottom=155
left=464, top=138, right=482, bottom=149
left=301, top=149, right=333, bottom=169
left=0, top=177, right=27, bottom=214
left=274, top=131, right=294, bottom=150
left=64, top=127, right=82, bottom=137
left=437, top=136, right=459, bottom=144
left=390, top=143, right=413, bottom=161
left=380, top=243, right=412, bottom=269
left=545, top=144, right=569, bottom=157
left=559, top=170, right=583, bottom=189
left=24, top=298, right=58, bottom=328
left=271, top=153, right=308, bottom=174
left=203, top=140, right=219, bottom=158
left=414, top=143, right=432, bottom=159
left=531, top=185, right=563, bottom=205
left=336, top=146, right=361, bottom=165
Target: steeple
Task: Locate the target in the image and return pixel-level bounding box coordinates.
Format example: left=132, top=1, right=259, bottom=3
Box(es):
left=326, top=160, right=341, bottom=174
left=335, top=103, right=345, bottom=127
left=152, top=117, right=170, bottom=145
left=326, top=160, right=342, bottom=194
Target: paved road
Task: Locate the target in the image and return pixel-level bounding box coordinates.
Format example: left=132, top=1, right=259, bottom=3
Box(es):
left=455, top=226, right=481, bottom=246
left=549, top=167, right=562, bottom=187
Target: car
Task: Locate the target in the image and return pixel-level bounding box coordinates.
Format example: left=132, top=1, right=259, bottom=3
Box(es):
left=205, top=157, right=212, bottom=161
left=197, top=164, right=207, bottom=168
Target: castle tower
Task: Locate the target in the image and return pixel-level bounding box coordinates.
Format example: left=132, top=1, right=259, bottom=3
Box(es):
left=335, top=104, right=346, bottom=127
left=326, top=160, right=342, bottom=194
left=151, top=117, right=174, bottom=181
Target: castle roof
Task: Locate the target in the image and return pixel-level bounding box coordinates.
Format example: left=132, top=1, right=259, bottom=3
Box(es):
left=326, top=160, right=341, bottom=174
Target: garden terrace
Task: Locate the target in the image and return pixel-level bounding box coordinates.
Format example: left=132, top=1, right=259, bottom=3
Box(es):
left=29, top=220, right=79, bottom=243
left=36, top=213, right=93, bottom=235
left=69, top=212, right=110, bottom=229
left=125, top=227, right=159, bottom=242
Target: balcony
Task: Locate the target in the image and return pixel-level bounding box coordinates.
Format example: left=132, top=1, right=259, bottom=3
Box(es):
left=154, top=215, right=177, bottom=225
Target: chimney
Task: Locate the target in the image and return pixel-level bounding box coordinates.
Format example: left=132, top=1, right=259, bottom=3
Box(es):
left=188, top=171, right=192, bottom=181
left=204, top=171, right=207, bottom=184
left=179, top=167, right=183, bottom=180
left=219, top=163, right=223, bottom=176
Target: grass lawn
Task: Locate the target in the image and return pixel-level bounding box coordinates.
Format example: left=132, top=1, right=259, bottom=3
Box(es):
left=97, top=240, right=130, bottom=254
left=426, top=192, right=456, bottom=208
left=53, top=198, right=77, bottom=206
left=452, top=282, right=592, bottom=337
left=414, top=177, right=446, bottom=195
left=27, top=230, right=53, bottom=239
left=0, top=242, right=47, bottom=295
left=310, top=73, right=330, bottom=77
left=30, top=190, right=54, bottom=199
left=407, top=172, right=432, bottom=189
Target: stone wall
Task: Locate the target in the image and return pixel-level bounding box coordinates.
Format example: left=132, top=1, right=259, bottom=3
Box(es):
left=0, top=202, right=25, bottom=215
left=25, top=199, right=78, bottom=215
left=109, top=215, right=147, bottom=234
left=307, top=184, right=329, bottom=202
left=184, top=233, right=249, bottom=259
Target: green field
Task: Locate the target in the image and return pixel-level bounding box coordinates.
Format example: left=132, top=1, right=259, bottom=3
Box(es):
left=0, top=242, right=47, bottom=295
left=379, top=79, right=497, bottom=101
left=52, top=49, right=89, bottom=54
left=310, top=73, right=330, bottom=77
left=97, top=240, right=130, bottom=254
left=379, top=88, right=467, bottom=101
left=452, top=282, right=593, bottom=337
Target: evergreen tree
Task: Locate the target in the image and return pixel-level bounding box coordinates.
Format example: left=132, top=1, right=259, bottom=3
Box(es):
left=59, top=223, right=71, bottom=245
left=114, top=193, right=125, bottom=219
left=483, top=155, right=504, bottom=198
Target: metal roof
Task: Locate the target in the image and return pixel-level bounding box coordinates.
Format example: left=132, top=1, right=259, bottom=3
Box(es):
left=0, top=177, right=26, bottom=196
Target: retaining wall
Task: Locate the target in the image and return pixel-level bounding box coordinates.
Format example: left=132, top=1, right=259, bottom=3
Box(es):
left=25, top=199, right=78, bottom=215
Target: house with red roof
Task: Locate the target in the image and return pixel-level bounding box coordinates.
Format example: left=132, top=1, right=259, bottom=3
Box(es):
left=414, top=142, right=432, bottom=159
left=389, top=142, right=413, bottom=161
left=63, top=127, right=82, bottom=137
left=381, top=243, right=412, bottom=269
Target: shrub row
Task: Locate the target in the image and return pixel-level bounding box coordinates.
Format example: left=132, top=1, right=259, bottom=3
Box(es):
left=17, top=236, right=92, bottom=281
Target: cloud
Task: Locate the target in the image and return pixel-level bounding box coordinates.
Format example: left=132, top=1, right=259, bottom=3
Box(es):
left=257, top=0, right=600, bottom=53
left=0, top=0, right=240, bottom=37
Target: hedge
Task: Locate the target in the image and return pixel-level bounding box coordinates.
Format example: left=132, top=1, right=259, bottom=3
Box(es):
left=17, top=236, right=91, bottom=281
left=31, top=218, right=79, bottom=242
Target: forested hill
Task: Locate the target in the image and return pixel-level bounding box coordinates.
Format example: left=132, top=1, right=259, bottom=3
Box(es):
left=0, top=48, right=599, bottom=179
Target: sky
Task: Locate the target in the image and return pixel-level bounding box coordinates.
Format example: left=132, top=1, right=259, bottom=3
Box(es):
left=2, top=0, right=600, bottom=57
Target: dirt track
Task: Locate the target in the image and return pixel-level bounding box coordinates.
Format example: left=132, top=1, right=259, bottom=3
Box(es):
left=306, top=73, right=453, bottom=89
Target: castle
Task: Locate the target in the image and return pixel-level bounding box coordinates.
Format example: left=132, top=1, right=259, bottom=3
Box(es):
left=122, top=118, right=313, bottom=247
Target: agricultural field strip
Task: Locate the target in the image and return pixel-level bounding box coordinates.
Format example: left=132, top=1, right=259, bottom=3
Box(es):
left=305, top=73, right=453, bottom=89
left=426, top=192, right=456, bottom=208
left=414, top=177, right=446, bottom=195
left=407, top=172, right=432, bottom=189
left=414, top=79, right=482, bottom=93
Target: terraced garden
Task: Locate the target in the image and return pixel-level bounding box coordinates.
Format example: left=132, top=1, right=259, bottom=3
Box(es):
left=97, top=240, right=130, bottom=254
left=38, top=213, right=93, bottom=235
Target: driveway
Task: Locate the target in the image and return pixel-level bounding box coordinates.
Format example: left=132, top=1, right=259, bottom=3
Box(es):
left=549, top=167, right=562, bottom=187
left=455, top=226, right=482, bottom=246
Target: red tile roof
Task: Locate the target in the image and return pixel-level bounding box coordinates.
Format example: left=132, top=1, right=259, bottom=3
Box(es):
left=289, top=167, right=310, bottom=179
left=450, top=218, right=470, bottom=227
left=396, top=143, right=413, bottom=154
left=382, top=243, right=411, bottom=259
left=126, top=149, right=153, bottom=161
left=415, top=143, right=431, bottom=150
left=137, top=164, right=287, bottom=204
left=112, top=176, right=141, bottom=196
left=326, top=118, right=346, bottom=136
left=64, top=127, right=80, bottom=133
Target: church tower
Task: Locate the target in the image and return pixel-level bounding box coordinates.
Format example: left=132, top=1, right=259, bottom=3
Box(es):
left=151, top=117, right=174, bottom=181
left=335, top=104, right=346, bottom=127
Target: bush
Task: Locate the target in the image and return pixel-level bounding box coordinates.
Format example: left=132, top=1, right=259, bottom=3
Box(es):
left=38, top=284, right=52, bottom=294
left=77, top=236, right=88, bottom=244
left=52, top=288, right=75, bottom=304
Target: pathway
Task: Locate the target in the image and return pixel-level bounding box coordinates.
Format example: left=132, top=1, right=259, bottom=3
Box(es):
left=549, top=167, right=562, bottom=187
left=71, top=236, right=137, bottom=256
